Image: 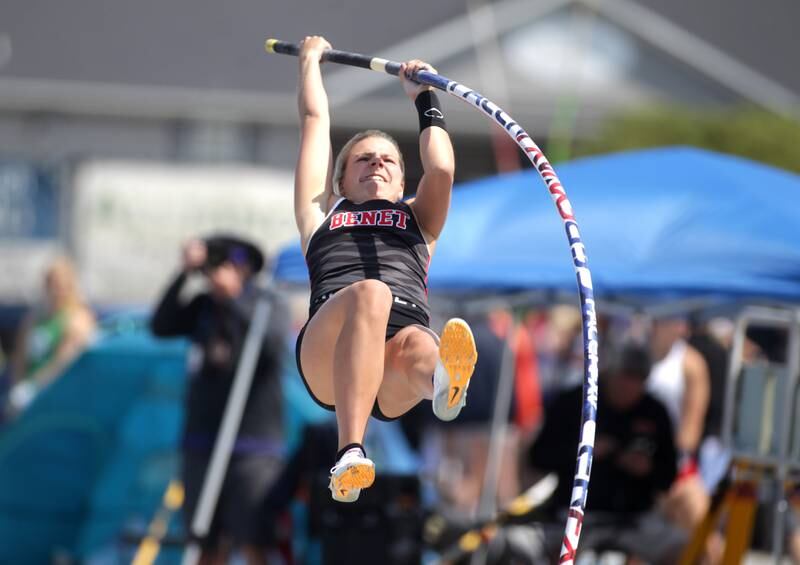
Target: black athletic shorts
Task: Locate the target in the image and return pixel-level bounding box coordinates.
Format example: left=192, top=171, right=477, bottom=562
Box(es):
left=295, top=291, right=430, bottom=421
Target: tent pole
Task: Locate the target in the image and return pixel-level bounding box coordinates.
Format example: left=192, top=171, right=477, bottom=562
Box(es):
left=771, top=311, right=800, bottom=562
left=472, top=309, right=519, bottom=565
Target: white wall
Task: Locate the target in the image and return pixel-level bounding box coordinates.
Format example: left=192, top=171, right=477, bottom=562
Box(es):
left=71, top=160, right=297, bottom=306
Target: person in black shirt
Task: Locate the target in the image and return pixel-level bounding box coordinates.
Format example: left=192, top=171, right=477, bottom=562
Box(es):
left=293, top=35, right=478, bottom=503
left=150, top=234, right=288, bottom=565
left=526, top=344, right=687, bottom=564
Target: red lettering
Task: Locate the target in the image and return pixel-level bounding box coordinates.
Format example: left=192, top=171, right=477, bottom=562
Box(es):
left=395, top=211, right=408, bottom=229
left=360, top=210, right=377, bottom=225
left=378, top=210, right=394, bottom=226
left=330, top=208, right=413, bottom=230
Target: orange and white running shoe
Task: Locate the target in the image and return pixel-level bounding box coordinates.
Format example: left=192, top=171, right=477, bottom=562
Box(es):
left=329, top=447, right=375, bottom=503
left=432, top=318, right=478, bottom=422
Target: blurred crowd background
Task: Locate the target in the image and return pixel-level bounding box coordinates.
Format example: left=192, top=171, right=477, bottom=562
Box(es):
left=1, top=0, right=800, bottom=563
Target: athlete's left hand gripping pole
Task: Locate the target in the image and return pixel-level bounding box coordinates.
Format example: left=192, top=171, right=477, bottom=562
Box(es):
left=266, top=38, right=600, bottom=565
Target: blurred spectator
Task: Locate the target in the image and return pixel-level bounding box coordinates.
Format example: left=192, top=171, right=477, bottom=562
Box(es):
left=525, top=343, right=686, bottom=564
left=687, top=316, right=734, bottom=497
left=535, top=305, right=583, bottom=397
left=647, top=315, right=712, bottom=531
left=430, top=309, right=526, bottom=516
left=5, top=256, right=96, bottom=417
left=150, top=235, right=289, bottom=565
left=433, top=310, right=515, bottom=516
left=688, top=316, right=729, bottom=440
left=648, top=316, right=710, bottom=454
left=511, top=310, right=544, bottom=437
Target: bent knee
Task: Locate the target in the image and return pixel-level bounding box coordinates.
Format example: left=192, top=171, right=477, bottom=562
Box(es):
left=389, top=326, right=439, bottom=373
left=342, top=279, right=393, bottom=313
left=401, top=328, right=438, bottom=358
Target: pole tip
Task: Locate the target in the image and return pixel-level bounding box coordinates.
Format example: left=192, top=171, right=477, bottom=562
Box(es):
left=264, top=39, right=277, bottom=53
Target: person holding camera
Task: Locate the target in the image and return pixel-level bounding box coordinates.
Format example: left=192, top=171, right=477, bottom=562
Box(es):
left=150, top=234, right=289, bottom=565
left=525, top=344, right=687, bottom=564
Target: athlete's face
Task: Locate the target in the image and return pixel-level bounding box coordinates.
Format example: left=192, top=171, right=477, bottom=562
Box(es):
left=341, top=137, right=404, bottom=203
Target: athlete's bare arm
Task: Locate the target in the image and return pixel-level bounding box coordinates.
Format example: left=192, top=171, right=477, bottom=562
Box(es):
left=295, top=36, right=335, bottom=251
left=402, top=62, right=455, bottom=245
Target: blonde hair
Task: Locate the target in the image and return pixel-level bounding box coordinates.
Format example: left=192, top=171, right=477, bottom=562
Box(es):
left=332, top=130, right=405, bottom=197
left=44, top=256, right=85, bottom=310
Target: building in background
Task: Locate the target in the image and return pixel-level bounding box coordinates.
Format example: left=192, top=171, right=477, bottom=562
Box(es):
left=0, top=0, right=798, bottom=310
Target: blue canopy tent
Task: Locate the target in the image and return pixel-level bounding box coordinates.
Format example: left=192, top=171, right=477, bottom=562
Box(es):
left=274, top=147, right=800, bottom=303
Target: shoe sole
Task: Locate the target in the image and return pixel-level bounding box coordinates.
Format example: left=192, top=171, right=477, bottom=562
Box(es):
left=439, top=318, right=478, bottom=410
left=331, top=461, right=375, bottom=497
left=331, top=486, right=360, bottom=503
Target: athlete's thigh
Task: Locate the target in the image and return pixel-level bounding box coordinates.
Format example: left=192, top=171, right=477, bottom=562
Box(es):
left=298, top=293, right=351, bottom=406
left=299, top=280, right=393, bottom=405
left=376, top=324, right=439, bottom=419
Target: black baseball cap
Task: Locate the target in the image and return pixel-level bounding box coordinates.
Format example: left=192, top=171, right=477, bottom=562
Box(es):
left=203, top=234, right=265, bottom=274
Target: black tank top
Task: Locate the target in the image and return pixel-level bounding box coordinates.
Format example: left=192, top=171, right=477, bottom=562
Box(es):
left=305, top=198, right=431, bottom=320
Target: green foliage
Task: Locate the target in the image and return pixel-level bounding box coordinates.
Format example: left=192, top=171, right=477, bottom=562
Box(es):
left=572, top=106, right=800, bottom=173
